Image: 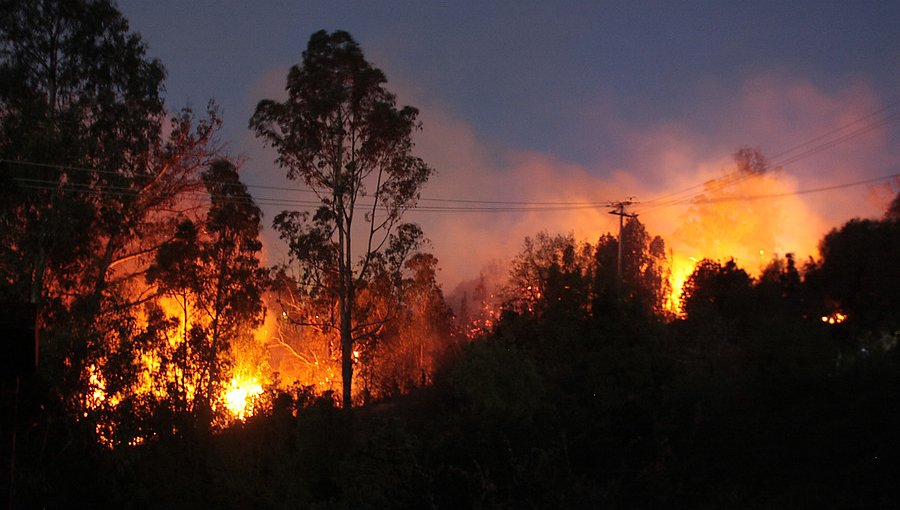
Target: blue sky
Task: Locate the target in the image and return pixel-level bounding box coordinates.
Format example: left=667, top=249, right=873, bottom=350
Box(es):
left=117, top=0, right=900, bottom=287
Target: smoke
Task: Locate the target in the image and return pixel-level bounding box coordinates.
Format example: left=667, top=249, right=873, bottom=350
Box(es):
left=396, top=71, right=898, bottom=289
left=241, top=66, right=898, bottom=295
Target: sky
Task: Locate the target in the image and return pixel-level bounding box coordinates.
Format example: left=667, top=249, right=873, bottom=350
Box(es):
left=116, top=0, right=900, bottom=291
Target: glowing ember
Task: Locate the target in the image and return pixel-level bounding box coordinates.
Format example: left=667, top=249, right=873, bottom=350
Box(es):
left=224, top=376, right=264, bottom=420
left=87, top=363, right=107, bottom=406
left=821, top=312, right=847, bottom=325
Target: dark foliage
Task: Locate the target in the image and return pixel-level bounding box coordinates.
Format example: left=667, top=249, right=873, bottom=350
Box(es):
left=4, top=5, right=899, bottom=507
left=251, top=29, right=434, bottom=407
left=12, top=213, right=900, bottom=509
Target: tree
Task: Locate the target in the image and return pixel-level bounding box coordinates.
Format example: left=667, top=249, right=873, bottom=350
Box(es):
left=886, top=190, right=900, bottom=222
left=593, top=218, right=671, bottom=319
left=0, top=0, right=160, bottom=307
left=756, top=252, right=802, bottom=316
left=505, top=231, right=593, bottom=320
left=356, top=252, right=453, bottom=399
left=680, top=258, right=755, bottom=344
left=807, top=217, right=900, bottom=333
left=620, top=218, right=670, bottom=317
left=145, top=159, right=267, bottom=430
left=251, top=30, right=433, bottom=407
left=0, top=0, right=222, bottom=430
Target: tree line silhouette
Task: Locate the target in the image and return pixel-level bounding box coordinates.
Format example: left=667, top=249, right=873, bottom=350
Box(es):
left=2, top=1, right=900, bottom=508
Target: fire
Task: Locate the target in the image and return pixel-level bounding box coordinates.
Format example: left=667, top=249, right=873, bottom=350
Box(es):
left=223, top=375, right=264, bottom=420
left=665, top=253, right=699, bottom=315
left=821, top=312, right=847, bottom=325
left=86, top=363, right=108, bottom=409
left=660, top=149, right=824, bottom=314
left=80, top=289, right=273, bottom=446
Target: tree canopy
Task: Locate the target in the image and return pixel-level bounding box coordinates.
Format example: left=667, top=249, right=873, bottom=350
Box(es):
left=250, top=30, right=434, bottom=407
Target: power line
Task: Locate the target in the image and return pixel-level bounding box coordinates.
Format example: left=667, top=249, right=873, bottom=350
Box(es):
left=666, top=172, right=899, bottom=206
left=10, top=169, right=899, bottom=215
left=3, top=99, right=898, bottom=214
left=8, top=175, right=612, bottom=212
left=772, top=111, right=900, bottom=168
left=639, top=101, right=900, bottom=210
left=768, top=100, right=900, bottom=161
left=1, top=158, right=612, bottom=207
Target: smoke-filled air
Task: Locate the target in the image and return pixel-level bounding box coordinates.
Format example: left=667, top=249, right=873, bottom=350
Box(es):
left=2, top=1, right=900, bottom=508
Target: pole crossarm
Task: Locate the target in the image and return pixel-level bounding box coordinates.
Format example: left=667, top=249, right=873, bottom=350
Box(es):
left=608, top=200, right=638, bottom=300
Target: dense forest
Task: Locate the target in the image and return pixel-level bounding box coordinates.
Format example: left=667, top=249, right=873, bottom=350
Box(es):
left=3, top=1, right=900, bottom=508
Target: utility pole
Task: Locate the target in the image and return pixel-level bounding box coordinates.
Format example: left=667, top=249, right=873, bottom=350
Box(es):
left=608, top=200, right=638, bottom=301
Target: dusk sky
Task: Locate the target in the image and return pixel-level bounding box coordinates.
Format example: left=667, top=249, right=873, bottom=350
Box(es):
left=116, top=0, right=900, bottom=289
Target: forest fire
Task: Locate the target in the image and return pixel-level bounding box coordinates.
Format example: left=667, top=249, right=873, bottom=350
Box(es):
left=80, top=291, right=272, bottom=445
left=70, top=143, right=881, bottom=445
left=658, top=148, right=827, bottom=314
left=223, top=375, right=264, bottom=419
left=664, top=254, right=699, bottom=315
left=6, top=2, right=900, bottom=507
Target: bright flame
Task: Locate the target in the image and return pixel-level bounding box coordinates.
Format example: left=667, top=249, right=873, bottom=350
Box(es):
left=665, top=252, right=698, bottom=315
left=223, top=375, right=264, bottom=420
left=821, top=312, right=847, bottom=325
left=86, top=363, right=107, bottom=407
left=661, top=155, right=825, bottom=315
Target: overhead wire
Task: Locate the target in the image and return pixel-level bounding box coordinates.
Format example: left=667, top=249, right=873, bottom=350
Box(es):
left=0, top=158, right=612, bottom=207
left=653, top=172, right=899, bottom=206
left=2, top=159, right=616, bottom=212
left=2, top=99, right=898, bottom=214
left=635, top=101, right=900, bottom=213
left=11, top=168, right=898, bottom=216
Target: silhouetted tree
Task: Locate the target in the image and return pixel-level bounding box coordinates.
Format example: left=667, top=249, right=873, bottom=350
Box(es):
left=593, top=218, right=670, bottom=319
left=680, top=258, right=755, bottom=346
left=143, top=160, right=267, bottom=431
left=593, top=233, right=619, bottom=314
left=0, top=0, right=220, bottom=313
left=807, top=217, right=900, bottom=333
left=0, top=0, right=222, bottom=428
left=251, top=30, right=433, bottom=407
left=756, top=253, right=803, bottom=317
left=886, top=190, right=900, bottom=222
left=505, top=232, right=593, bottom=320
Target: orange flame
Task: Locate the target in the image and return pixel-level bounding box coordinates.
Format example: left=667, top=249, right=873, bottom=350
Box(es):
left=223, top=375, right=264, bottom=420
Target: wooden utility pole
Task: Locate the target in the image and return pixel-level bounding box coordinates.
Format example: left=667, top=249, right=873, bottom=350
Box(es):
left=608, top=200, right=638, bottom=300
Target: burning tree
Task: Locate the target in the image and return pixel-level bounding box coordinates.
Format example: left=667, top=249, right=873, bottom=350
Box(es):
left=356, top=252, right=453, bottom=399
left=0, top=0, right=226, bottom=428
left=70, top=159, right=269, bottom=445
left=504, top=232, right=594, bottom=320
left=251, top=30, right=433, bottom=407
left=674, top=147, right=781, bottom=274
left=145, top=160, right=268, bottom=429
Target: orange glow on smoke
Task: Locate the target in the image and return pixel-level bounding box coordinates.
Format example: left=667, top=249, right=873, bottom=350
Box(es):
left=665, top=253, right=698, bottom=315
left=661, top=157, right=825, bottom=314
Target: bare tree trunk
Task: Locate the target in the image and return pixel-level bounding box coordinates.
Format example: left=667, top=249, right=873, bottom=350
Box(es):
left=30, top=249, right=47, bottom=306
left=340, top=285, right=353, bottom=409
left=339, top=219, right=354, bottom=408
